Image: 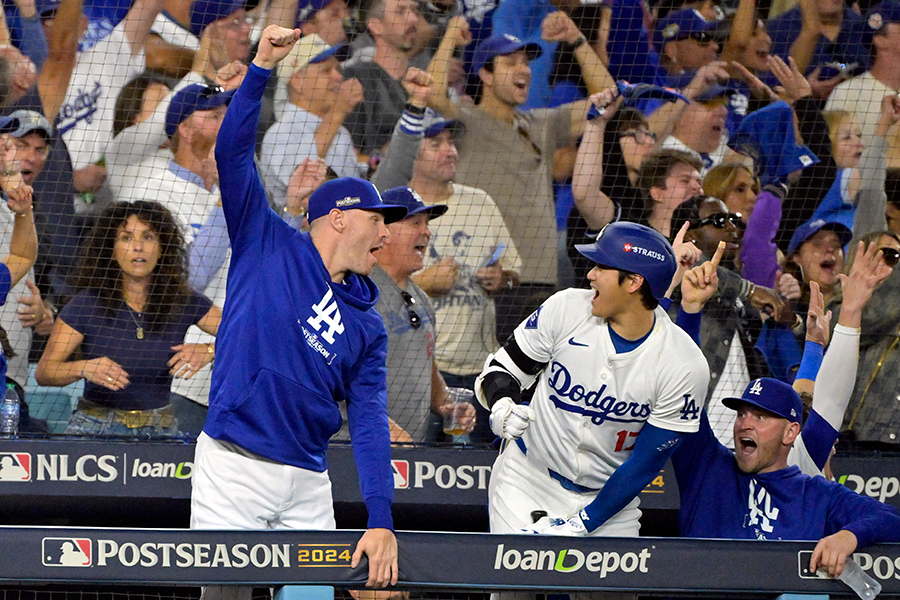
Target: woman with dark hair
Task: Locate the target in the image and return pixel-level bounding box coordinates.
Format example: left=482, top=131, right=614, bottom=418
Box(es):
left=570, top=88, right=658, bottom=282
left=112, top=73, right=173, bottom=138
left=35, top=201, right=222, bottom=437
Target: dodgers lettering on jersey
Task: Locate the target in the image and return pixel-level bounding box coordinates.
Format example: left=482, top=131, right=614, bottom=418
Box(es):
left=56, top=82, right=103, bottom=136
left=509, top=289, right=709, bottom=490
left=546, top=361, right=652, bottom=425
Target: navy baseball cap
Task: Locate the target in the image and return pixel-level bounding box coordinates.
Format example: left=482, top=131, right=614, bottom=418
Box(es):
left=866, top=1, right=900, bottom=32
left=423, top=117, right=466, bottom=139
left=0, top=115, right=20, bottom=135
left=787, top=218, right=853, bottom=256
left=381, top=187, right=448, bottom=220
left=190, top=0, right=244, bottom=35
left=617, top=81, right=688, bottom=105
left=308, top=177, right=407, bottom=224
left=722, top=378, right=804, bottom=425
left=6, top=110, right=52, bottom=139
left=165, top=84, right=235, bottom=138
left=472, top=34, right=543, bottom=75
left=574, top=221, right=676, bottom=300
left=656, top=8, right=719, bottom=45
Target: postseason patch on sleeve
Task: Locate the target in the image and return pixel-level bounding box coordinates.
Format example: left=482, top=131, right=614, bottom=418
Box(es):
left=524, top=306, right=542, bottom=329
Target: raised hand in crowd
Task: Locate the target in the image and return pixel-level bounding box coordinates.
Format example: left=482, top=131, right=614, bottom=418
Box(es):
left=731, top=60, right=778, bottom=102
left=215, top=60, right=249, bottom=91
left=253, top=25, right=302, bottom=70
left=805, top=66, right=843, bottom=101
left=875, top=94, right=900, bottom=138
left=750, top=284, right=793, bottom=324
left=284, top=157, right=328, bottom=225
left=666, top=221, right=703, bottom=299
left=805, top=281, right=832, bottom=348
left=768, top=55, right=812, bottom=104
left=403, top=67, right=433, bottom=109
left=586, top=87, right=623, bottom=125
left=839, top=241, right=894, bottom=325
left=682, top=61, right=731, bottom=101
left=681, top=241, right=725, bottom=314
left=541, top=11, right=582, bottom=44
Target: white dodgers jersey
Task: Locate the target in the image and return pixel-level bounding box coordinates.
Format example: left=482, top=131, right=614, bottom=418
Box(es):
left=514, top=289, right=709, bottom=490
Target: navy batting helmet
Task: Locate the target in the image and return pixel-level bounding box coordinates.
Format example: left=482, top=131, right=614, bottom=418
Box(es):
left=575, top=222, right=676, bottom=300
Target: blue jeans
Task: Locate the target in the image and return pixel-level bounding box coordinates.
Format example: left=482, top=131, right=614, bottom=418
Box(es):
left=64, top=404, right=180, bottom=438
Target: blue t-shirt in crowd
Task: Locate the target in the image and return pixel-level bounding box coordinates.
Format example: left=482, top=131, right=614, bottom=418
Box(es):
left=59, top=289, right=212, bottom=410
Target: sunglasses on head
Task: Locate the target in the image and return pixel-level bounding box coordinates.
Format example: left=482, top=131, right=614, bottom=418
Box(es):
left=880, top=247, right=900, bottom=267
left=692, top=212, right=745, bottom=230
left=400, top=290, right=422, bottom=330
left=200, top=84, right=226, bottom=98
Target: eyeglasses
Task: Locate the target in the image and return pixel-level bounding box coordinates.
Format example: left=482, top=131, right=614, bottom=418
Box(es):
left=880, top=247, right=900, bottom=267
left=692, top=212, right=745, bottom=230
left=620, top=130, right=657, bottom=145
left=400, top=290, right=421, bottom=329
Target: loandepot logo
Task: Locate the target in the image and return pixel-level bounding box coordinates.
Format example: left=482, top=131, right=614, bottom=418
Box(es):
left=494, top=544, right=651, bottom=577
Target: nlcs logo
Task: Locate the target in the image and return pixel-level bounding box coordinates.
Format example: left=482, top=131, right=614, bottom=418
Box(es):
left=0, top=452, right=30, bottom=481
left=42, top=538, right=92, bottom=567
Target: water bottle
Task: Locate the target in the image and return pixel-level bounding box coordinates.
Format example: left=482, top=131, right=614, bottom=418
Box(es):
left=820, top=558, right=882, bottom=600
left=0, top=383, right=19, bottom=438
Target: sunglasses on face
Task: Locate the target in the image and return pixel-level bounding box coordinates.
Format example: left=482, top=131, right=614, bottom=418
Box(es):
left=400, top=290, right=422, bottom=329
left=692, top=212, right=745, bottom=230
left=880, top=247, right=900, bottom=267
left=200, top=84, right=226, bottom=98
left=679, top=31, right=715, bottom=46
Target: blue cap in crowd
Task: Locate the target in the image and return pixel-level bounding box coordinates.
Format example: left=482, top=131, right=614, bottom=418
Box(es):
left=190, top=0, right=244, bottom=35
left=296, top=0, right=333, bottom=23
left=787, top=218, right=853, bottom=256
left=165, top=84, right=235, bottom=138
left=0, top=115, right=21, bottom=135
left=381, top=187, right=448, bottom=220
left=307, top=178, right=408, bottom=224
left=423, top=117, right=466, bottom=139
left=728, top=101, right=818, bottom=187
left=471, top=34, right=542, bottom=75
left=656, top=8, right=718, bottom=46
left=574, top=221, right=676, bottom=300
left=722, top=378, right=804, bottom=425
left=617, top=81, right=688, bottom=106
left=5, top=110, right=52, bottom=138
left=866, top=0, right=900, bottom=32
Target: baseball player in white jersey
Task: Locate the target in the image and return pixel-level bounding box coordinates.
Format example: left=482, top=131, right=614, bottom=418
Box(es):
left=476, top=221, right=710, bottom=540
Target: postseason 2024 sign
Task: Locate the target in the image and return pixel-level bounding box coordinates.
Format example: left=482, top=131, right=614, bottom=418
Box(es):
left=1, top=527, right=899, bottom=595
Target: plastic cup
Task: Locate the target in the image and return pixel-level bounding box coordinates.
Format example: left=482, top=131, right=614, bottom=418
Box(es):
left=443, top=387, right=474, bottom=435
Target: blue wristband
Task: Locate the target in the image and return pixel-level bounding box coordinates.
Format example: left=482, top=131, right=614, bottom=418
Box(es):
left=586, top=104, right=605, bottom=121
left=795, top=341, right=824, bottom=381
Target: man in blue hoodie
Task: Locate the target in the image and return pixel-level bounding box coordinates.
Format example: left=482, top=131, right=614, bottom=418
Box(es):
left=190, top=25, right=406, bottom=600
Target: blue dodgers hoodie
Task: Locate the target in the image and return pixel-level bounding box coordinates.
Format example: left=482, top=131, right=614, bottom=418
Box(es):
left=205, top=63, right=393, bottom=529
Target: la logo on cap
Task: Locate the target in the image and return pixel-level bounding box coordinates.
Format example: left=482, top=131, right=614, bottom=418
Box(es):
left=623, top=243, right=633, bottom=252
left=748, top=380, right=763, bottom=396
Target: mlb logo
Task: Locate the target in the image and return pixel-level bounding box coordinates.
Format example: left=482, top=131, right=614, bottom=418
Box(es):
left=392, top=460, right=409, bottom=489
left=623, top=243, right=632, bottom=252
left=0, top=452, right=31, bottom=481
left=42, top=538, right=92, bottom=567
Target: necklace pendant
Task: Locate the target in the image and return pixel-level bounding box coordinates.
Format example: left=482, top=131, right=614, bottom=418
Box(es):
left=136, top=326, right=144, bottom=340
